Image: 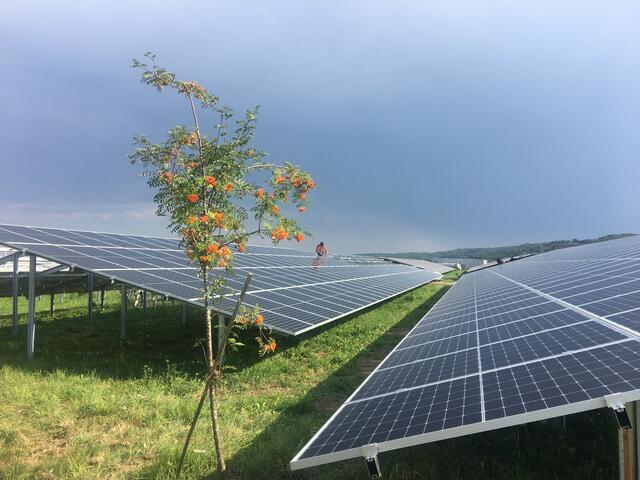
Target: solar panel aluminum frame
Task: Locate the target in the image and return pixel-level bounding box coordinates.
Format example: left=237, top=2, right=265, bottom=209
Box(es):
left=290, top=388, right=640, bottom=470
left=0, top=227, right=440, bottom=336
left=289, top=265, right=640, bottom=470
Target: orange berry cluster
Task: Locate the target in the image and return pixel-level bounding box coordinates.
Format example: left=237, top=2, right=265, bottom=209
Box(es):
left=197, top=244, right=233, bottom=267
left=271, top=227, right=288, bottom=241
left=236, top=312, right=264, bottom=327
left=261, top=338, right=277, bottom=354
left=182, top=132, right=199, bottom=145
left=204, top=175, right=217, bottom=187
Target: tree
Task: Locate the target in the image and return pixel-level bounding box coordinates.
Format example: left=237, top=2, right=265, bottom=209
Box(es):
left=129, top=53, right=316, bottom=474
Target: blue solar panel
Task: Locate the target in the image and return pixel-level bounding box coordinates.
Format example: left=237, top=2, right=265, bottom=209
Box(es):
left=0, top=224, right=440, bottom=334
left=292, top=235, right=640, bottom=470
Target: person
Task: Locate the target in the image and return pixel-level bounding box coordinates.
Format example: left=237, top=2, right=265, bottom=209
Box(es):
left=315, top=241, right=327, bottom=257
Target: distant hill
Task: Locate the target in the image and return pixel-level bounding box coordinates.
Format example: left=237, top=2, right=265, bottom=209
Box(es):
left=365, top=233, right=636, bottom=261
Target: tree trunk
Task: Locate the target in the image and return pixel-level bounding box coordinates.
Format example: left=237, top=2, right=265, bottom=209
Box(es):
left=209, top=374, right=226, bottom=472
left=203, top=272, right=226, bottom=473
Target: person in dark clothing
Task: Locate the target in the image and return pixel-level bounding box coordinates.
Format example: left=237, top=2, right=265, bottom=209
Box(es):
left=316, top=242, right=327, bottom=257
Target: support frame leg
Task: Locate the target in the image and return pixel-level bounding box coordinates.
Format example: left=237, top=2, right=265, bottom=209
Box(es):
left=27, top=255, right=36, bottom=360
left=120, top=284, right=127, bottom=341
left=87, top=273, right=93, bottom=326
left=12, top=253, right=19, bottom=336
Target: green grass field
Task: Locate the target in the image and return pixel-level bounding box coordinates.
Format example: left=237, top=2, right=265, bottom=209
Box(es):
left=0, top=272, right=618, bottom=479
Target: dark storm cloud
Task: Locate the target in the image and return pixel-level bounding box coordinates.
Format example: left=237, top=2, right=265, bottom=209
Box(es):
left=0, top=0, right=638, bottom=253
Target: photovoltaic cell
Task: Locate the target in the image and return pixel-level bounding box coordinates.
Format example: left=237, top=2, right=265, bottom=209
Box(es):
left=292, top=235, right=640, bottom=470
left=0, top=224, right=440, bottom=335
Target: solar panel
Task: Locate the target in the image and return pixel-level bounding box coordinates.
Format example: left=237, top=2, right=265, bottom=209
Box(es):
left=291, top=235, right=640, bottom=470
left=0, top=224, right=440, bottom=335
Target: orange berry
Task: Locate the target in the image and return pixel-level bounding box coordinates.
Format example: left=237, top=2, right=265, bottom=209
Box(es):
left=218, top=259, right=227, bottom=268
left=220, top=246, right=232, bottom=258
left=186, top=215, right=197, bottom=224
left=247, top=148, right=255, bottom=157
left=256, top=187, right=264, bottom=199
left=298, top=206, right=306, bottom=212
left=300, top=193, right=306, bottom=200
left=271, top=227, right=287, bottom=241
left=238, top=244, right=246, bottom=253
left=199, top=215, right=208, bottom=224
left=272, top=206, right=279, bottom=215
left=186, top=193, right=198, bottom=204
left=213, top=211, right=224, bottom=226
left=199, top=255, right=209, bottom=263
left=183, top=132, right=199, bottom=145
left=275, top=176, right=285, bottom=184
left=295, top=232, right=304, bottom=242
left=206, top=244, right=219, bottom=254
left=254, top=314, right=264, bottom=325
left=225, top=183, right=233, bottom=193
left=204, top=175, right=217, bottom=187
left=162, top=171, right=173, bottom=183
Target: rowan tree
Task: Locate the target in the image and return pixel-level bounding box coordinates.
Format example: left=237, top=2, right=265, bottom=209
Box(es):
left=129, top=53, right=316, bottom=473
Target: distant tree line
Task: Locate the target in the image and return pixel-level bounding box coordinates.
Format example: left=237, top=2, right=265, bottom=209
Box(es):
left=365, top=233, right=636, bottom=261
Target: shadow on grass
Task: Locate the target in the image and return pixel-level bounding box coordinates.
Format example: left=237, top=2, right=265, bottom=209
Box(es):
left=135, top=285, right=452, bottom=480
left=0, top=284, right=432, bottom=384
left=1, top=304, right=191, bottom=374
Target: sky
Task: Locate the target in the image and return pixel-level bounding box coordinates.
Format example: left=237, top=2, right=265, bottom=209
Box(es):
left=0, top=1, right=638, bottom=254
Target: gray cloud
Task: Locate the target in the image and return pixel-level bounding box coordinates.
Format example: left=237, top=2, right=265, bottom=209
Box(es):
left=0, top=0, right=638, bottom=253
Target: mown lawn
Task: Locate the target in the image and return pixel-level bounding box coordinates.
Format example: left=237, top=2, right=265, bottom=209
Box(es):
left=0, top=272, right=618, bottom=479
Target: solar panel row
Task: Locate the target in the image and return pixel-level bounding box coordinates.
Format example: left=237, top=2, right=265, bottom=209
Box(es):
left=0, top=224, right=440, bottom=335
left=291, top=235, right=640, bottom=469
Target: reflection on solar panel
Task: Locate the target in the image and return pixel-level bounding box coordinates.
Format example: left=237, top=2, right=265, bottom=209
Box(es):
left=291, top=235, right=640, bottom=470
left=0, top=224, right=440, bottom=335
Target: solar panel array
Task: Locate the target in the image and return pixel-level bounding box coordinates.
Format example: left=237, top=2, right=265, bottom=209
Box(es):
left=291, top=235, right=640, bottom=470
left=0, top=224, right=440, bottom=335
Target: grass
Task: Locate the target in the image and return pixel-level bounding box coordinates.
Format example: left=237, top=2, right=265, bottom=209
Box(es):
left=0, top=273, right=618, bottom=479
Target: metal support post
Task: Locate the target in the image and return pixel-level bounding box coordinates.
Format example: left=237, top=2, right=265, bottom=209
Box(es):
left=100, top=288, right=105, bottom=309
left=635, top=401, right=640, bottom=480
left=362, top=444, right=382, bottom=479
left=87, top=273, right=93, bottom=326
left=143, top=290, right=147, bottom=315
left=12, top=253, right=19, bottom=336
left=120, top=284, right=127, bottom=340
left=182, top=303, right=187, bottom=326
left=50, top=293, right=55, bottom=316
left=27, top=255, right=36, bottom=360
left=608, top=395, right=637, bottom=480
